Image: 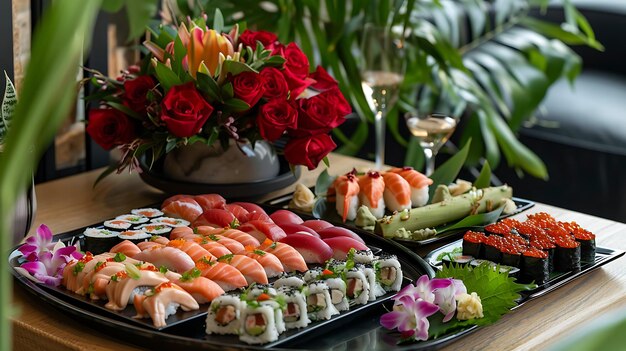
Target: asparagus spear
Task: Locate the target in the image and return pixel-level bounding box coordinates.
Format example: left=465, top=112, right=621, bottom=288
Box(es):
left=374, top=185, right=513, bottom=238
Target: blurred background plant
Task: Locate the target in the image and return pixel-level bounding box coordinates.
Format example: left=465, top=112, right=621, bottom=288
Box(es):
left=165, top=0, right=600, bottom=179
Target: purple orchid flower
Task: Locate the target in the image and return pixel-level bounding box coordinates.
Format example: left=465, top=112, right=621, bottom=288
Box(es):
left=380, top=297, right=440, bottom=341
left=17, top=224, right=83, bottom=286
left=394, top=275, right=453, bottom=304
left=433, top=278, right=468, bottom=322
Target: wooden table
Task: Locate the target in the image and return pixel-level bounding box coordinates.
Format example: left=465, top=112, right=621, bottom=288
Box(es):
left=11, top=154, right=626, bottom=350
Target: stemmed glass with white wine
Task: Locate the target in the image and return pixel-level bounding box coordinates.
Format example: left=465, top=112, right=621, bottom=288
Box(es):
left=405, top=113, right=458, bottom=176
left=360, top=24, right=405, bottom=170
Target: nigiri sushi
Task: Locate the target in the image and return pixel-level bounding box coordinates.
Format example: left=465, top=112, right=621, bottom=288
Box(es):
left=133, top=246, right=195, bottom=273
left=174, top=273, right=225, bottom=304
left=161, top=197, right=203, bottom=223
left=389, top=167, right=433, bottom=207
left=238, top=220, right=287, bottom=242
left=258, top=239, right=308, bottom=272
left=269, top=209, right=304, bottom=225
left=110, top=240, right=142, bottom=258
left=218, top=254, right=268, bottom=285
left=382, top=172, right=412, bottom=212
left=193, top=209, right=237, bottom=228
left=134, top=282, right=199, bottom=328
left=105, top=268, right=169, bottom=311
left=167, top=238, right=216, bottom=262
left=322, top=236, right=369, bottom=260
left=334, top=171, right=360, bottom=222
left=225, top=204, right=250, bottom=223
left=358, top=171, right=386, bottom=218
left=194, top=194, right=227, bottom=211
left=279, top=233, right=333, bottom=264
left=196, top=257, right=248, bottom=291
left=240, top=247, right=284, bottom=278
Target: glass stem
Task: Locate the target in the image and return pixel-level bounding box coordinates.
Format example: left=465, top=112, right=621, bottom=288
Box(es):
left=423, top=147, right=435, bottom=176
left=374, top=110, right=385, bottom=170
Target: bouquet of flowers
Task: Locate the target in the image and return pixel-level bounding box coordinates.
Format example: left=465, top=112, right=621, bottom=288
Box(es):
left=85, top=17, right=350, bottom=179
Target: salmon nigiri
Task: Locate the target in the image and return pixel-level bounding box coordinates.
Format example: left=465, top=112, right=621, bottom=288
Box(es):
left=389, top=167, right=433, bottom=207
left=203, top=234, right=245, bottom=254
left=170, top=226, right=198, bottom=241
left=174, top=273, right=225, bottom=304
left=202, top=228, right=260, bottom=248
left=161, top=197, right=204, bottom=223
left=258, top=239, right=308, bottom=272
left=167, top=238, right=216, bottom=262
left=240, top=246, right=284, bottom=278
left=193, top=236, right=232, bottom=257
left=358, top=171, right=386, bottom=218
left=134, top=282, right=199, bottom=328
left=382, top=172, right=412, bottom=212
left=196, top=257, right=248, bottom=291
left=335, top=170, right=360, bottom=222
left=133, top=246, right=195, bottom=273
left=218, top=254, right=268, bottom=285
left=110, top=240, right=141, bottom=257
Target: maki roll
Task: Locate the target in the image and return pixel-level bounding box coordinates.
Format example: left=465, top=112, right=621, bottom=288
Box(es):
left=83, top=228, right=120, bottom=254
left=345, top=267, right=370, bottom=305
left=118, top=230, right=151, bottom=244
left=462, top=231, right=484, bottom=258
left=318, top=275, right=349, bottom=312
left=258, top=299, right=286, bottom=334
left=131, top=208, right=164, bottom=218
left=353, top=249, right=376, bottom=264
left=136, top=224, right=173, bottom=237
left=306, top=282, right=339, bottom=321
left=374, top=254, right=403, bottom=292
left=115, top=214, right=149, bottom=225
left=239, top=301, right=280, bottom=344
left=553, top=236, right=581, bottom=272
left=103, top=220, right=133, bottom=231
left=362, top=264, right=386, bottom=301
left=273, top=272, right=306, bottom=289
left=246, top=284, right=277, bottom=301
left=303, top=267, right=324, bottom=283
left=521, top=247, right=549, bottom=284
left=276, top=286, right=310, bottom=329
left=206, top=294, right=243, bottom=335
left=150, top=217, right=191, bottom=228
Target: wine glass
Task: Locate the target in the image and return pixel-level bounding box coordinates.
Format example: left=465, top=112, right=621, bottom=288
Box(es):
left=404, top=113, right=458, bottom=176
left=360, top=24, right=405, bottom=170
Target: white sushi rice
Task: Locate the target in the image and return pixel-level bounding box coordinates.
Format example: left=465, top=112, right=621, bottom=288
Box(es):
left=131, top=208, right=164, bottom=218
left=83, top=227, right=119, bottom=238
left=336, top=193, right=359, bottom=221
left=276, top=286, right=310, bottom=329
left=358, top=195, right=385, bottom=219
left=306, top=282, right=339, bottom=321
left=411, top=186, right=430, bottom=207
left=362, top=264, right=387, bottom=301
left=303, top=267, right=323, bottom=283
left=383, top=189, right=412, bottom=212
left=273, top=274, right=305, bottom=289
left=260, top=300, right=285, bottom=334
left=115, top=214, right=149, bottom=224
left=239, top=303, right=280, bottom=344
left=206, top=294, right=243, bottom=335
left=150, top=217, right=191, bottom=227
left=247, top=284, right=277, bottom=300
left=353, top=249, right=376, bottom=264
left=118, top=230, right=151, bottom=242
left=345, top=268, right=370, bottom=306
left=323, top=277, right=349, bottom=311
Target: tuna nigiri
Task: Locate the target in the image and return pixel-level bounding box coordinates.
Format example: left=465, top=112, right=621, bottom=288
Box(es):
left=389, top=167, right=433, bottom=207
left=194, top=194, right=227, bottom=211
left=238, top=220, right=287, bottom=242
left=279, top=233, right=333, bottom=264
left=192, top=209, right=236, bottom=228
left=317, top=227, right=365, bottom=244
left=358, top=171, right=386, bottom=218
left=323, top=236, right=369, bottom=260
left=269, top=209, right=304, bottom=225
left=382, top=172, right=412, bottom=212
left=335, top=171, right=360, bottom=222
left=301, top=219, right=334, bottom=232
left=225, top=204, right=250, bottom=223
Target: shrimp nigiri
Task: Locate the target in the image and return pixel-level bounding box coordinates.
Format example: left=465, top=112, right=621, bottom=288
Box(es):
left=335, top=170, right=360, bottom=222
left=358, top=171, right=386, bottom=218
left=389, top=167, right=433, bottom=207
left=382, top=172, right=412, bottom=212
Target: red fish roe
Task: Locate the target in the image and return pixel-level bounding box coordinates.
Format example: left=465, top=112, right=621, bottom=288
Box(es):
left=527, top=212, right=557, bottom=223
left=554, top=236, right=580, bottom=249
left=523, top=247, right=548, bottom=259
left=463, top=231, right=485, bottom=243
left=499, top=218, right=522, bottom=229
left=516, top=222, right=545, bottom=237
left=484, top=222, right=511, bottom=235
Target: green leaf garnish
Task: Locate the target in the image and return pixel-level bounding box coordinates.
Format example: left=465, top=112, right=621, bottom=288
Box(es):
left=180, top=267, right=202, bottom=282
left=113, top=252, right=126, bottom=262
left=72, top=261, right=85, bottom=276
left=159, top=266, right=169, bottom=274
left=218, top=254, right=234, bottom=263
left=430, top=263, right=537, bottom=337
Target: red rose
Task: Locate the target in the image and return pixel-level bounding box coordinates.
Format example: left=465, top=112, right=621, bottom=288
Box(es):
left=282, top=69, right=314, bottom=99
left=310, top=66, right=338, bottom=91
left=86, top=108, right=136, bottom=150
left=323, top=87, right=352, bottom=117
left=232, top=71, right=265, bottom=107
left=257, top=99, right=298, bottom=141
left=239, top=29, right=278, bottom=50
left=284, top=134, right=337, bottom=170
left=282, top=43, right=309, bottom=79
left=123, top=76, right=155, bottom=113
left=260, top=67, right=289, bottom=100
left=161, top=82, right=214, bottom=137
left=289, top=89, right=347, bottom=137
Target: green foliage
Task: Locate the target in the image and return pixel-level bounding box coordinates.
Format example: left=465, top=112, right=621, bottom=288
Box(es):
left=428, top=139, right=471, bottom=201
left=430, top=263, right=536, bottom=337
left=473, top=161, right=492, bottom=189
left=170, top=0, right=598, bottom=180
left=437, top=205, right=503, bottom=234
left=0, top=72, right=17, bottom=143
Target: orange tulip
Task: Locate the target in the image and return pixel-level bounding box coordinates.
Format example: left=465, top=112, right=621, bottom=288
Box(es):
left=184, top=24, right=234, bottom=78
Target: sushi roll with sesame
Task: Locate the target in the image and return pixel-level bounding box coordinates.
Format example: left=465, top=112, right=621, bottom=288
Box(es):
left=353, top=249, right=376, bottom=264
left=362, top=264, right=386, bottom=301
left=206, top=294, right=243, bottom=335
left=273, top=272, right=306, bottom=289
left=374, top=254, right=403, bottom=292
left=319, top=276, right=349, bottom=311
left=239, top=300, right=280, bottom=344
left=303, top=267, right=324, bottom=283
left=246, top=284, right=277, bottom=301
left=345, top=267, right=370, bottom=305
left=276, top=286, right=310, bottom=329
left=83, top=228, right=120, bottom=254
left=306, top=281, right=339, bottom=321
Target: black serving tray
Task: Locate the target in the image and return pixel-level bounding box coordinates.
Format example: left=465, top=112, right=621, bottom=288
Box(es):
left=11, top=207, right=466, bottom=350
left=267, top=193, right=535, bottom=247
left=424, top=239, right=625, bottom=305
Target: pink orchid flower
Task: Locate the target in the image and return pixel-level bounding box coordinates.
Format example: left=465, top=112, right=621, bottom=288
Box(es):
left=394, top=275, right=453, bottom=304
left=18, top=224, right=83, bottom=286
left=380, top=296, right=440, bottom=341
left=433, top=278, right=467, bottom=322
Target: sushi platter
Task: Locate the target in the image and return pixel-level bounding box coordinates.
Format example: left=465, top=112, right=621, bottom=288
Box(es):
left=10, top=199, right=449, bottom=350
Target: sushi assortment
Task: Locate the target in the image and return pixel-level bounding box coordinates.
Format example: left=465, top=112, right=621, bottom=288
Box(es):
left=205, top=250, right=404, bottom=344
left=327, top=167, right=433, bottom=221
left=460, top=212, right=596, bottom=284
left=49, top=193, right=404, bottom=342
